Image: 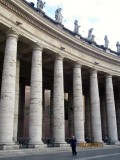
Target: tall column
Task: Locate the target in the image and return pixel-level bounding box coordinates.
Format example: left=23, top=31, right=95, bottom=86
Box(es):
left=90, top=69, right=102, bottom=142
left=73, top=63, right=84, bottom=143
left=105, top=74, right=118, bottom=143
left=85, top=93, right=92, bottom=139
left=13, top=59, right=20, bottom=138
left=0, top=30, right=19, bottom=149
left=53, top=55, right=66, bottom=145
left=29, top=44, right=44, bottom=148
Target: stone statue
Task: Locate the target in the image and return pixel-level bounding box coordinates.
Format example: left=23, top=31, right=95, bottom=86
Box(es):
left=37, top=0, right=45, bottom=10
left=104, top=35, right=109, bottom=48
left=74, top=20, right=80, bottom=34
left=55, top=8, right=62, bottom=24
left=116, top=41, right=120, bottom=53
left=88, top=28, right=93, bottom=41
left=91, top=35, right=95, bottom=42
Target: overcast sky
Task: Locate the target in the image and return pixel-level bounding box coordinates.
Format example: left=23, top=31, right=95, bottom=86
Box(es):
left=26, top=0, right=120, bottom=51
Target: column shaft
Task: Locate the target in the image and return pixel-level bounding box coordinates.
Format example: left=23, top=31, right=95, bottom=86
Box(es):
left=90, top=69, right=102, bottom=142
left=53, top=56, right=65, bottom=144
left=0, top=30, right=18, bottom=145
left=73, top=64, right=84, bottom=142
left=105, top=74, right=118, bottom=142
left=29, top=45, right=43, bottom=145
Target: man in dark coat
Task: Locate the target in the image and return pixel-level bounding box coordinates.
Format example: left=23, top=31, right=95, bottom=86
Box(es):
left=70, top=136, right=77, bottom=156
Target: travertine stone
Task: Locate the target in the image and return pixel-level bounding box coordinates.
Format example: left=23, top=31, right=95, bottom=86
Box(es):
left=0, top=30, right=19, bottom=145
left=105, top=74, right=118, bottom=142
left=53, top=56, right=66, bottom=144
left=73, top=63, right=84, bottom=142
left=85, top=93, right=92, bottom=138
left=90, top=69, right=102, bottom=142
left=29, top=44, right=44, bottom=145
left=13, top=59, right=20, bottom=138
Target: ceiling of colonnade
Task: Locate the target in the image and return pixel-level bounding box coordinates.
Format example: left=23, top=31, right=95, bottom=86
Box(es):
left=0, top=23, right=119, bottom=95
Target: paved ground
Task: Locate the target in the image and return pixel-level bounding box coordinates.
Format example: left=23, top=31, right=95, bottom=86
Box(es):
left=0, top=145, right=120, bottom=160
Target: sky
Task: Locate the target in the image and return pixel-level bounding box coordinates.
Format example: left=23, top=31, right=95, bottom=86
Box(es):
left=26, top=0, right=120, bottom=51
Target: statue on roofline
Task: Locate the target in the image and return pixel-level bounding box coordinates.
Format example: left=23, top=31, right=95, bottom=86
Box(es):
left=104, top=35, right=109, bottom=48
left=116, top=41, right=120, bottom=53
left=88, top=28, right=93, bottom=40
left=74, top=20, right=80, bottom=34
left=55, top=8, right=62, bottom=24
left=37, top=0, right=45, bottom=10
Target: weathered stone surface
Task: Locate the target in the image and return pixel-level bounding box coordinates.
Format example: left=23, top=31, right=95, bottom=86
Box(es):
left=29, top=45, right=43, bottom=145
left=73, top=63, right=84, bottom=142
left=53, top=56, right=65, bottom=144
left=0, top=30, right=18, bottom=145
left=90, top=69, right=102, bottom=142
left=105, top=74, right=118, bottom=143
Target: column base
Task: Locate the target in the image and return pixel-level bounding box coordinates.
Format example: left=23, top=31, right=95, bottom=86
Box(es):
left=110, top=140, right=120, bottom=145
left=28, top=144, right=47, bottom=149
left=53, top=143, right=70, bottom=147
left=0, top=144, right=19, bottom=150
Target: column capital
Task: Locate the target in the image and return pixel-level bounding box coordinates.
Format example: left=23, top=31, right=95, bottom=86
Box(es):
left=33, top=42, right=44, bottom=51
left=105, top=73, right=112, bottom=78
left=6, top=29, right=19, bottom=40
left=55, top=54, right=64, bottom=60
left=73, top=61, right=82, bottom=68
left=90, top=68, right=97, bottom=74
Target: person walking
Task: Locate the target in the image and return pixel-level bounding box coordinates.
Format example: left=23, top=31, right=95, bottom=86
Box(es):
left=70, top=136, right=77, bottom=156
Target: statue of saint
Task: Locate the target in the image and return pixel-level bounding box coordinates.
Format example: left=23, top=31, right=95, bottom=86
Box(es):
left=104, top=35, right=109, bottom=48
left=55, top=8, right=62, bottom=24
left=37, top=0, right=45, bottom=10
left=88, top=28, right=93, bottom=41
left=116, top=41, right=120, bottom=53
left=74, top=20, right=80, bottom=34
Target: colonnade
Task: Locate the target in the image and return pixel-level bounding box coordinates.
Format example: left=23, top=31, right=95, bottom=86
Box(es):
left=0, top=29, right=119, bottom=150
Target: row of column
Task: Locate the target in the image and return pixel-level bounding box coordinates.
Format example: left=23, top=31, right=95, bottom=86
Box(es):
left=0, top=29, right=119, bottom=149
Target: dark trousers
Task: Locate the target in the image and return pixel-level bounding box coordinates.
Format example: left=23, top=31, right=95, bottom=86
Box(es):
left=71, top=146, right=77, bottom=156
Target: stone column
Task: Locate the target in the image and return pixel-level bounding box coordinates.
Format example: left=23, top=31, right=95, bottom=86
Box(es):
left=0, top=30, right=19, bottom=149
left=29, top=44, right=44, bottom=148
left=90, top=69, right=102, bottom=142
left=85, top=93, right=92, bottom=139
left=73, top=63, right=84, bottom=143
left=105, top=74, right=118, bottom=143
left=13, top=59, right=20, bottom=138
left=53, top=55, right=66, bottom=145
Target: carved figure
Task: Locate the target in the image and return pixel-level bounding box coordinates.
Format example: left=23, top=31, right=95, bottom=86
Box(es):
left=116, top=41, right=120, bottom=53
left=37, top=0, right=45, bottom=10
left=88, top=28, right=93, bottom=41
left=74, top=20, right=80, bottom=34
left=55, top=8, right=62, bottom=24
left=104, top=35, right=109, bottom=48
